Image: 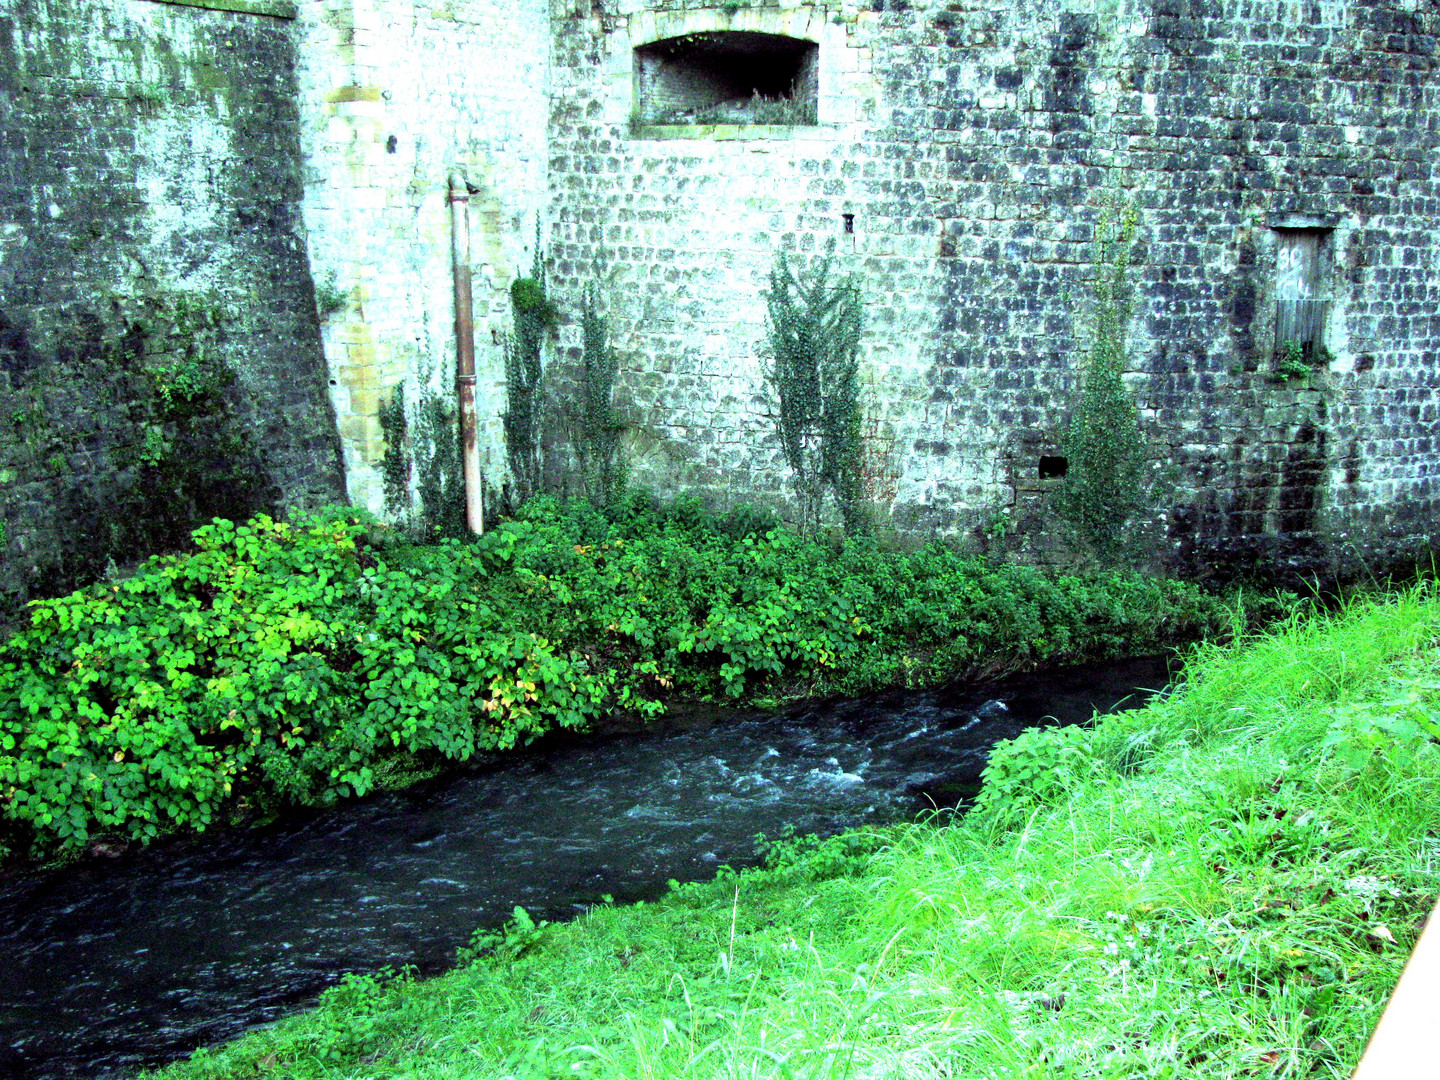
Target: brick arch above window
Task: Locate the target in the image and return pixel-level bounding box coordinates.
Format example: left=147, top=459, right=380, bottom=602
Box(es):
left=629, top=7, right=831, bottom=50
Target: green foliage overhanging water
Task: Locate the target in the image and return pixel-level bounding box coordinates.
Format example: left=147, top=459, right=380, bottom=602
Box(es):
left=0, top=494, right=1227, bottom=861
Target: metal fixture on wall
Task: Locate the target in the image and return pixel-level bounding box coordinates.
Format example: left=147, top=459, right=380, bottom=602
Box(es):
left=448, top=173, right=483, bottom=535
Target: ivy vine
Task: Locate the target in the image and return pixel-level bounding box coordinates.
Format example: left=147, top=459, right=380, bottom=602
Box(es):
left=503, top=230, right=556, bottom=507
left=377, top=383, right=466, bottom=538
left=575, top=284, right=625, bottom=509
left=765, top=249, right=865, bottom=533
left=1053, top=203, right=1158, bottom=564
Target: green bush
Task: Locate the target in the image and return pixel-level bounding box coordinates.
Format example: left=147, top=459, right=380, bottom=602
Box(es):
left=0, top=498, right=1228, bottom=859
left=972, top=723, right=1094, bottom=822
left=0, top=510, right=612, bottom=856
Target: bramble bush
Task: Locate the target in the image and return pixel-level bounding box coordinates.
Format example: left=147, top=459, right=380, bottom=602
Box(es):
left=0, top=510, right=615, bottom=858
left=0, top=494, right=1227, bottom=858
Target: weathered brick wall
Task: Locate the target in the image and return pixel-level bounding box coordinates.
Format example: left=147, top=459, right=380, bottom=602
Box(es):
left=547, top=0, right=1440, bottom=577
left=548, top=5, right=886, bottom=501
left=4, top=0, right=1433, bottom=583
left=0, top=0, right=344, bottom=614
left=293, top=0, right=551, bottom=514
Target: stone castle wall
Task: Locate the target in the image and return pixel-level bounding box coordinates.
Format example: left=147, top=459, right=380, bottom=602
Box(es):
left=0, top=0, right=344, bottom=612
left=545, top=0, right=1440, bottom=576
left=0, top=0, right=552, bottom=613
left=1, top=0, right=1436, bottom=589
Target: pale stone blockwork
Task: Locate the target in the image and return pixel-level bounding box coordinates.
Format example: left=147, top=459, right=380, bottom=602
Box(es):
left=544, top=0, right=1440, bottom=577
left=547, top=3, right=1016, bottom=527
left=293, top=0, right=551, bottom=513
left=99, top=0, right=1431, bottom=579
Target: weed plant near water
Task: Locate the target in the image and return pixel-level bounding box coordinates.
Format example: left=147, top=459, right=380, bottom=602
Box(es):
left=147, top=584, right=1440, bottom=1080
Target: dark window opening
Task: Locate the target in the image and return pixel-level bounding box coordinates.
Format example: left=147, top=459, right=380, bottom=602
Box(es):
left=1038, top=456, right=1068, bottom=479
left=842, top=213, right=854, bottom=234
left=1274, top=228, right=1332, bottom=363
left=634, top=32, right=819, bottom=126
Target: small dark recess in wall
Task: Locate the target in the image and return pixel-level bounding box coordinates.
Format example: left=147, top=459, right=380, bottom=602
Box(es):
left=634, top=31, right=819, bottom=125
left=1039, top=455, right=1068, bottom=479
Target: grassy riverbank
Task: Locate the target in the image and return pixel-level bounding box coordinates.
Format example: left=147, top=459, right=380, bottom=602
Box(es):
left=0, top=496, right=1226, bottom=862
left=150, top=583, right=1440, bottom=1080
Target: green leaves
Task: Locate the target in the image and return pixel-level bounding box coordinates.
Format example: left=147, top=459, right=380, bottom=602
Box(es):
left=504, top=225, right=552, bottom=504
left=575, top=284, right=625, bottom=510
left=1322, top=688, right=1440, bottom=775
left=973, top=723, right=1095, bottom=821
left=766, top=249, right=865, bottom=533
left=0, top=509, right=585, bottom=854
left=1055, top=200, right=1157, bottom=564
left=0, top=497, right=1222, bottom=860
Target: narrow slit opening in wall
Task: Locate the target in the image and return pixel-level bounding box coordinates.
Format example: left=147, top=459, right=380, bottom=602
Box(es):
left=842, top=213, right=854, bottom=234
left=1274, top=227, right=1332, bottom=362
left=1038, top=456, right=1068, bottom=479
left=633, top=32, right=819, bottom=127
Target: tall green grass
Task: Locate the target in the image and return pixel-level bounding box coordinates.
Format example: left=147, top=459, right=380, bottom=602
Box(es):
left=151, top=585, right=1440, bottom=1080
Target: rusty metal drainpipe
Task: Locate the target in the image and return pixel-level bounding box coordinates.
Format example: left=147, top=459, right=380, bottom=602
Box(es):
left=448, top=173, right=483, bottom=535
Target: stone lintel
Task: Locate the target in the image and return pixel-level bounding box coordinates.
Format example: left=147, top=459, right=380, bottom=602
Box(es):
left=327, top=85, right=385, bottom=103
left=1266, top=211, right=1341, bottom=230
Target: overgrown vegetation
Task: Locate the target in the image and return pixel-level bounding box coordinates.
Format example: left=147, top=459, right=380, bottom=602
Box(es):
left=1274, top=338, right=1334, bottom=381
left=149, top=584, right=1440, bottom=1080
left=412, top=392, right=467, bottom=537
left=1275, top=339, right=1312, bottom=381
left=377, top=384, right=467, bottom=539
left=312, top=276, right=347, bottom=321
left=0, top=495, right=1225, bottom=862
left=504, top=235, right=557, bottom=506
left=646, top=91, right=817, bottom=127
left=377, top=384, right=411, bottom=520
left=384, top=265, right=621, bottom=529
left=573, top=285, right=625, bottom=510
left=1054, top=203, right=1156, bottom=564
left=766, top=250, right=866, bottom=533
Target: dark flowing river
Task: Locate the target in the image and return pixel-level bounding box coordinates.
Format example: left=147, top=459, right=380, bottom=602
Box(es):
left=0, top=655, right=1170, bottom=1079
